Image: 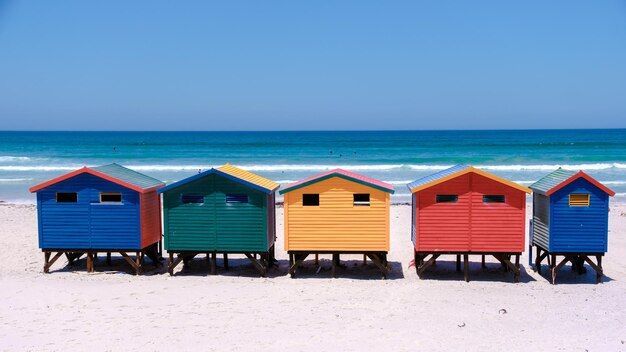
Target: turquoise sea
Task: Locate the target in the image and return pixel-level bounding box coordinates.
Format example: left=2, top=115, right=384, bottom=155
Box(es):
left=1, top=129, right=625, bottom=203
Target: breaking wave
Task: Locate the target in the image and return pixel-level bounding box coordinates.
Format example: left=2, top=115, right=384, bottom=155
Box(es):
left=1, top=163, right=626, bottom=173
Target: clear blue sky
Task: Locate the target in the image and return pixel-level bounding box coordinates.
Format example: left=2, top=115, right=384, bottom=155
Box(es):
left=1, top=1, right=625, bottom=130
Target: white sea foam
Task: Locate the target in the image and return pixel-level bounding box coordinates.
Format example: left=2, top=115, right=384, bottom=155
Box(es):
left=1, top=162, right=626, bottom=173
left=0, top=166, right=79, bottom=171
left=0, top=156, right=31, bottom=162
left=0, top=178, right=33, bottom=183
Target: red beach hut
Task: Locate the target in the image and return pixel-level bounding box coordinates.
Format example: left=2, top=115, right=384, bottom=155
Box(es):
left=407, top=164, right=531, bottom=282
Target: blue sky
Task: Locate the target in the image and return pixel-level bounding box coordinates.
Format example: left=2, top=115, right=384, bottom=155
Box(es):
left=0, top=1, right=625, bottom=130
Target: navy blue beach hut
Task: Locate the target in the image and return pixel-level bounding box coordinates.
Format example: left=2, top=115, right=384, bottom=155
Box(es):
left=29, top=163, right=165, bottom=274
left=529, top=168, right=615, bottom=283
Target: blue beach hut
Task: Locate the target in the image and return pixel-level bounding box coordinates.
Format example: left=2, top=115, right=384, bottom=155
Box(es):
left=529, top=168, right=615, bottom=283
left=29, top=163, right=165, bottom=274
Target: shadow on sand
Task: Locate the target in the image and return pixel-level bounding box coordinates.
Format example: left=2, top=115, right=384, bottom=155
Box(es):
left=531, top=262, right=614, bottom=284
left=412, top=259, right=537, bottom=283
left=285, top=258, right=404, bottom=280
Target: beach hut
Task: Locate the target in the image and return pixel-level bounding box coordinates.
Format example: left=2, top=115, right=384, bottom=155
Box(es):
left=407, top=164, right=530, bottom=282
left=279, top=169, right=394, bottom=278
left=158, top=164, right=279, bottom=276
left=29, top=163, right=165, bottom=274
left=529, top=168, right=615, bottom=284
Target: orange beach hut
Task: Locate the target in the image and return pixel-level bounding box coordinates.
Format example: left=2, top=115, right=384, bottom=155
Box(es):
left=279, top=169, right=394, bottom=278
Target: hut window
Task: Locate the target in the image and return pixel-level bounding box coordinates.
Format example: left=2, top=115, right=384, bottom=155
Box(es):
left=353, top=193, right=370, bottom=206
left=182, top=194, right=204, bottom=204
left=56, top=192, right=77, bottom=203
left=436, top=195, right=458, bottom=203
left=100, top=192, right=122, bottom=203
left=569, top=194, right=590, bottom=207
left=303, top=194, right=319, bottom=206
left=226, top=194, right=249, bottom=204
left=483, top=195, right=505, bottom=203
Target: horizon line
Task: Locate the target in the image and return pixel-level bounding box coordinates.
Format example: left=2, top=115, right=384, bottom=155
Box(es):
left=1, top=127, right=626, bottom=133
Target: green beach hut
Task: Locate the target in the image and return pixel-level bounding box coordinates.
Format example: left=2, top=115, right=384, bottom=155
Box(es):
left=158, top=164, right=279, bottom=276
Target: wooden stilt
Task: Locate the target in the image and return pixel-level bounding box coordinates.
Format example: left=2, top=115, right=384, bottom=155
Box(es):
left=515, top=254, right=520, bottom=269
left=463, top=254, right=469, bottom=282
left=210, top=252, right=217, bottom=275
left=120, top=251, right=139, bottom=274
left=416, top=254, right=440, bottom=278
left=135, top=251, right=141, bottom=275
left=315, top=253, right=319, bottom=265
left=288, top=253, right=309, bottom=278
left=106, top=252, right=112, bottom=266
left=223, top=253, right=229, bottom=270
left=331, top=253, right=338, bottom=278
left=244, top=253, right=267, bottom=277
left=583, top=255, right=603, bottom=284
left=481, top=255, right=486, bottom=269
left=86, top=252, right=94, bottom=273
left=44, top=251, right=63, bottom=273
left=168, top=252, right=175, bottom=275
left=456, top=254, right=461, bottom=272
left=365, top=253, right=389, bottom=279
left=363, top=254, right=367, bottom=265
left=550, top=254, right=557, bottom=284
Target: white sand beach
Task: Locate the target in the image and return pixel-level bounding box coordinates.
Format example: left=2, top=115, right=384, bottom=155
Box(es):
left=1, top=203, right=625, bottom=351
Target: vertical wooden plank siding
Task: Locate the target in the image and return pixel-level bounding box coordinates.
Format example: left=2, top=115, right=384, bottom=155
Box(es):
left=162, top=173, right=270, bottom=252
left=284, top=177, right=390, bottom=251
left=532, top=193, right=551, bottom=250
left=470, top=174, right=525, bottom=252
left=38, top=173, right=141, bottom=250
left=267, top=193, right=276, bottom=249
left=415, top=174, right=471, bottom=251
left=550, top=179, right=609, bottom=252
left=414, top=173, right=526, bottom=253
left=163, top=174, right=217, bottom=251
left=214, top=174, right=268, bottom=252
left=140, top=191, right=162, bottom=248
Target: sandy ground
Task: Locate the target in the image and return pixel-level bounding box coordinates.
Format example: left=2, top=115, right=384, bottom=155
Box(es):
left=0, top=203, right=625, bottom=351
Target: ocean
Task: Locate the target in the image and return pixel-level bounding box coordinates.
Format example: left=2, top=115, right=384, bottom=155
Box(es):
left=1, top=129, right=625, bottom=204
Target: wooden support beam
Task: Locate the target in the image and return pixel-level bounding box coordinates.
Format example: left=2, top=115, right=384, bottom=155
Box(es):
left=331, top=253, right=339, bottom=278
left=106, top=252, right=112, bottom=266
left=481, top=255, right=486, bottom=269
left=363, top=254, right=367, bottom=265
left=135, top=251, right=142, bottom=275
left=120, top=252, right=139, bottom=274
left=365, top=253, right=389, bottom=279
left=168, top=252, right=197, bottom=275
left=86, top=252, right=94, bottom=273
left=244, top=253, right=267, bottom=277
left=210, top=252, right=217, bottom=275
left=223, top=253, right=229, bottom=270
left=456, top=254, right=461, bottom=272
left=288, top=253, right=309, bottom=278
left=463, top=254, right=469, bottom=282
left=43, top=251, right=63, bottom=273
left=416, top=254, right=440, bottom=278
left=168, top=252, right=175, bottom=275
left=535, top=248, right=548, bottom=274
left=314, top=253, right=319, bottom=265
left=551, top=255, right=572, bottom=284
left=583, top=255, right=603, bottom=284
left=494, top=254, right=521, bottom=283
